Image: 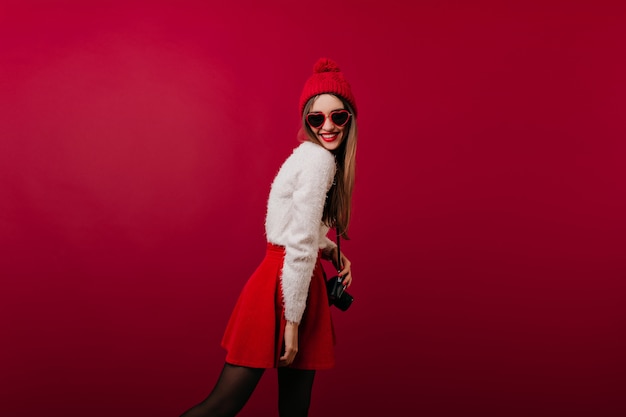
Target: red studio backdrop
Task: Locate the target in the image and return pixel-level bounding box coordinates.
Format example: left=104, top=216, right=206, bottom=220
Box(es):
left=1, top=1, right=625, bottom=416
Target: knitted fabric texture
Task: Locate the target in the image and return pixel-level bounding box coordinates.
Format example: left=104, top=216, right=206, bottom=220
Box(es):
left=299, top=57, right=358, bottom=117
left=265, top=142, right=337, bottom=323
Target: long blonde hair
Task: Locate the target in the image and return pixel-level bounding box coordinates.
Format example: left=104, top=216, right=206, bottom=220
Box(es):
left=302, top=95, right=358, bottom=239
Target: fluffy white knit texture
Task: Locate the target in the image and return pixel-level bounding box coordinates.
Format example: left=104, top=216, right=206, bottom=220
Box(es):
left=265, top=141, right=337, bottom=323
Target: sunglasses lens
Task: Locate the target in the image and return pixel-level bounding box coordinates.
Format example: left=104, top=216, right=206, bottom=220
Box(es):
left=306, top=113, right=325, bottom=128
left=331, top=110, right=350, bottom=126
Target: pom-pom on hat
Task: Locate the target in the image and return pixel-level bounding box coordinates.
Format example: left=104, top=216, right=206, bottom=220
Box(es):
left=299, top=57, right=357, bottom=117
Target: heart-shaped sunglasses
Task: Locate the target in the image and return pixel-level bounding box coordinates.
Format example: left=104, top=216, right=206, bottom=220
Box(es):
left=306, top=109, right=352, bottom=129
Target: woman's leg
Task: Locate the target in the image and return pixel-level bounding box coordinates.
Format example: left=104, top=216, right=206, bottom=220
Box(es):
left=180, top=363, right=264, bottom=417
left=277, top=367, right=316, bottom=417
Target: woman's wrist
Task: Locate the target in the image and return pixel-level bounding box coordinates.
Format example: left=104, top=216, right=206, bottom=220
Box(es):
left=286, top=320, right=299, bottom=327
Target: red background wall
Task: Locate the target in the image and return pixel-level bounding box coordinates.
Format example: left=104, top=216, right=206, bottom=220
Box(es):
left=1, top=1, right=625, bottom=416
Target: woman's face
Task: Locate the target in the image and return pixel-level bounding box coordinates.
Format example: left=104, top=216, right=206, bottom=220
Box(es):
left=307, top=94, right=350, bottom=152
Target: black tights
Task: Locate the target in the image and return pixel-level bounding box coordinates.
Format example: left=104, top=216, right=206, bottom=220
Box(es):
left=180, top=363, right=316, bottom=417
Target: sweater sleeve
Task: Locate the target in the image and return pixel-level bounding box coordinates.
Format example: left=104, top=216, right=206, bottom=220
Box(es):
left=319, top=235, right=337, bottom=252
left=280, top=146, right=336, bottom=323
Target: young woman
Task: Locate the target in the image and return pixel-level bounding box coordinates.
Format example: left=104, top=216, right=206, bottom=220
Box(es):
left=180, top=57, right=358, bottom=417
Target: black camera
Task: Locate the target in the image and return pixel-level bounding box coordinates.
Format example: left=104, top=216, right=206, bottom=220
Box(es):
left=326, top=275, right=354, bottom=311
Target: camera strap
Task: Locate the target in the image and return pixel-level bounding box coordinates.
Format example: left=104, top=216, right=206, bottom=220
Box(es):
left=335, top=226, right=343, bottom=275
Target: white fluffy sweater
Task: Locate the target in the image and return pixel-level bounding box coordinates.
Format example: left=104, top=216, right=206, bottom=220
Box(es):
left=265, top=141, right=337, bottom=323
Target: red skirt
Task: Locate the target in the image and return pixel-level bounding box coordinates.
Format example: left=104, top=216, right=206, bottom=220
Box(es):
left=221, top=243, right=335, bottom=370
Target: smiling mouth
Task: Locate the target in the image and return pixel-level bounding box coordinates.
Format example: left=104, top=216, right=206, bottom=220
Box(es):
left=320, top=132, right=338, bottom=142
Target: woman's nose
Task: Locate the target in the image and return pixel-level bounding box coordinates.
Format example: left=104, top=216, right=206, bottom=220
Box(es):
left=322, top=115, right=334, bottom=130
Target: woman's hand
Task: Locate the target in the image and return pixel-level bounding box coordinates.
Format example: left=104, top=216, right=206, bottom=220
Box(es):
left=329, top=247, right=353, bottom=288
left=279, top=321, right=299, bottom=367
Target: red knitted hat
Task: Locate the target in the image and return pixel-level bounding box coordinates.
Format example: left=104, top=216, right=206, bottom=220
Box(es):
left=299, top=57, right=357, bottom=117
